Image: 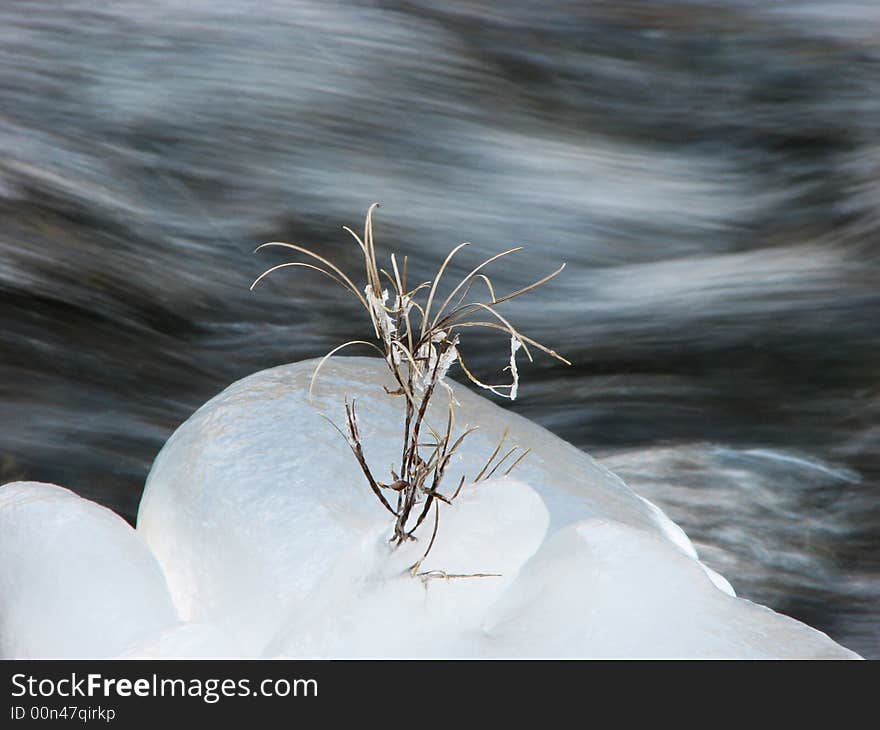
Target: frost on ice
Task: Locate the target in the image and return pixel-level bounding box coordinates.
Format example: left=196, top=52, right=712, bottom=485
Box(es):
left=0, top=358, right=861, bottom=658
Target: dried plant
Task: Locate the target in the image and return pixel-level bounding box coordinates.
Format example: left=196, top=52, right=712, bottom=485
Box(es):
left=251, top=204, right=568, bottom=572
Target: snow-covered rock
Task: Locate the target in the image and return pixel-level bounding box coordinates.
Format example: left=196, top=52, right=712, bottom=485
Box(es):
left=0, top=482, right=178, bottom=658
left=137, top=357, right=859, bottom=658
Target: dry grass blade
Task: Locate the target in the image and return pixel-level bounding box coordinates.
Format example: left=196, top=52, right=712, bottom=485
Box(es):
left=309, top=340, right=385, bottom=401
left=485, top=446, right=520, bottom=480
left=422, top=241, right=471, bottom=336
left=344, top=399, right=398, bottom=517
left=364, top=203, right=383, bottom=296
left=450, top=474, right=467, bottom=500
left=448, top=297, right=526, bottom=335
left=409, top=500, right=440, bottom=575
left=318, top=410, right=397, bottom=517
left=431, top=246, right=522, bottom=327
left=250, top=261, right=351, bottom=294
left=490, top=262, right=566, bottom=306
left=342, top=225, right=369, bottom=257
left=454, top=273, right=497, bottom=310
left=474, top=427, right=509, bottom=482
left=416, top=571, right=502, bottom=582
left=503, top=447, right=532, bottom=476
left=450, top=321, right=571, bottom=365
left=255, top=242, right=367, bottom=308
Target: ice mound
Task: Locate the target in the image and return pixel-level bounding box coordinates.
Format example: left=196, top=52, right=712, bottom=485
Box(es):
left=482, top=519, right=853, bottom=658
left=0, top=358, right=858, bottom=658
left=134, top=357, right=858, bottom=658
left=0, top=482, right=177, bottom=658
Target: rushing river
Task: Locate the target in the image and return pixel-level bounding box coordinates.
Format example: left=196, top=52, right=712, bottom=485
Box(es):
left=1, top=1, right=878, bottom=657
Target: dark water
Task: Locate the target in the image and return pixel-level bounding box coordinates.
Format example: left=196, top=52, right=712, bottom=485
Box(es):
left=1, top=1, right=878, bottom=656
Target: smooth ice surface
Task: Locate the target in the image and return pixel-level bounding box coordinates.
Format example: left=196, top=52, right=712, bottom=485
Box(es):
left=0, top=482, right=178, bottom=658
left=264, top=476, right=548, bottom=658
left=138, top=357, right=858, bottom=658
left=482, top=519, right=856, bottom=658
left=120, top=622, right=246, bottom=659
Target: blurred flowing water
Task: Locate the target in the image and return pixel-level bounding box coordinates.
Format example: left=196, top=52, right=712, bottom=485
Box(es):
left=1, top=1, right=878, bottom=656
